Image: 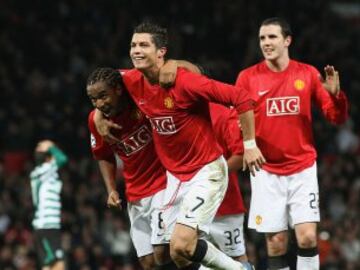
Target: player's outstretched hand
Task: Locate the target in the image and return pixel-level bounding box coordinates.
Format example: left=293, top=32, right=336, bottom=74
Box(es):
left=107, top=190, right=122, bottom=209
left=243, top=147, right=266, bottom=176
left=320, top=65, right=340, bottom=96
left=160, top=59, right=178, bottom=88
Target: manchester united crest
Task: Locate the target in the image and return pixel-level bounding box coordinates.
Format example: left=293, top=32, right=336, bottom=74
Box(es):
left=294, top=79, right=305, bottom=91
left=164, top=97, right=174, bottom=109
left=255, top=215, right=262, bottom=225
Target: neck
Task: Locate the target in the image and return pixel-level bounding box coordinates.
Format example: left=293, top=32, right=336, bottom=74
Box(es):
left=117, top=94, right=131, bottom=115
left=266, top=55, right=290, bottom=72
left=142, top=59, right=164, bottom=85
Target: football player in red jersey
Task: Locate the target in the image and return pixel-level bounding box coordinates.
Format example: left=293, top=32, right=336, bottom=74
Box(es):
left=86, top=68, right=168, bottom=270
left=235, top=17, right=348, bottom=270
left=91, top=69, right=256, bottom=270
left=119, top=22, right=264, bottom=270
left=208, top=103, right=249, bottom=264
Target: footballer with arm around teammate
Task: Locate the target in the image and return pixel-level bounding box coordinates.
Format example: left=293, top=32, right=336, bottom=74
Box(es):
left=235, top=17, right=348, bottom=270
left=120, top=22, right=262, bottom=270
left=86, top=68, right=175, bottom=270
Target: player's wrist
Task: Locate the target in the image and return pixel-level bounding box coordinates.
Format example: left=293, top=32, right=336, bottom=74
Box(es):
left=244, top=139, right=257, bottom=150
left=108, top=189, right=118, bottom=195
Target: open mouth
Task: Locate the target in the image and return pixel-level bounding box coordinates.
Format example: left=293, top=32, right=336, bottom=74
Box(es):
left=100, top=107, right=112, bottom=117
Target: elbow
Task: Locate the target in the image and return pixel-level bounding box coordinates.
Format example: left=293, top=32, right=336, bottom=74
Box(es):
left=58, top=156, right=69, bottom=167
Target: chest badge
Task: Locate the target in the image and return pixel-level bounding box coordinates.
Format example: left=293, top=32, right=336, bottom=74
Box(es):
left=294, top=79, right=305, bottom=91
left=164, top=97, right=174, bottom=109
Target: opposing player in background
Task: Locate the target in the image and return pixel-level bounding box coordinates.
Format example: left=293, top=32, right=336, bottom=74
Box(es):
left=119, top=22, right=264, bottom=270
left=235, top=17, right=349, bottom=270
left=30, top=140, right=68, bottom=270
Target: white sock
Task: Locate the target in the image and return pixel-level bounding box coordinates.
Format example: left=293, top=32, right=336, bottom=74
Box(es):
left=201, top=240, right=245, bottom=270
left=297, top=254, right=319, bottom=270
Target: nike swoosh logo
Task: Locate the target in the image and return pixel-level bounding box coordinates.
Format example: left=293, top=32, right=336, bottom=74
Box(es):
left=258, top=90, right=270, bottom=96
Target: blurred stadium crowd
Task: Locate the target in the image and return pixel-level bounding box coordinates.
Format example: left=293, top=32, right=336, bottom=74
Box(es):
left=0, top=0, right=359, bottom=269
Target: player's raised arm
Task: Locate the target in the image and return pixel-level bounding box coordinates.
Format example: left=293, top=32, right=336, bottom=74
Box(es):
left=313, top=65, right=349, bottom=125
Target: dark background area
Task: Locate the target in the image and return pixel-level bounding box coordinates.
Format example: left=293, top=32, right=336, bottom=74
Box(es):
left=0, top=0, right=359, bottom=269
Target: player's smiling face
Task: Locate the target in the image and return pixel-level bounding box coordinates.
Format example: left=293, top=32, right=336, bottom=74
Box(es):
left=87, top=81, right=122, bottom=118
left=130, top=33, right=166, bottom=71
left=259, top=24, right=291, bottom=62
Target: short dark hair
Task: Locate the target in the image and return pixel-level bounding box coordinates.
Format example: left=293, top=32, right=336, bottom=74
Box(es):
left=134, top=22, right=168, bottom=49
left=261, top=17, right=292, bottom=38
left=87, top=67, right=124, bottom=90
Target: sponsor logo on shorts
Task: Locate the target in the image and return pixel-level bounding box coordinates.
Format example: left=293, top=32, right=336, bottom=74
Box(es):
left=255, top=215, right=262, bottom=225
left=116, top=125, right=152, bottom=156
left=266, top=96, right=300, bottom=116
left=149, top=116, right=177, bottom=134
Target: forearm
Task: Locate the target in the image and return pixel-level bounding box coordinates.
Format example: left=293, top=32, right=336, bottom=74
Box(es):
left=48, top=146, right=68, bottom=167
left=239, top=110, right=256, bottom=141
left=98, top=158, right=117, bottom=194
left=176, top=60, right=201, bottom=74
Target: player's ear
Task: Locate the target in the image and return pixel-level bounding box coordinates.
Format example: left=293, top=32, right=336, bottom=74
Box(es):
left=115, top=86, right=123, bottom=96
left=158, top=47, right=167, bottom=59
left=285, top=35, right=292, bottom=47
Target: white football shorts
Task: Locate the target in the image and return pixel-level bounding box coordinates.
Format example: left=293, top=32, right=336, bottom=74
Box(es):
left=248, top=162, right=320, bottom=232
left=209, top=214, right=246, bottom=257
left=161, top=156, right=229, bottom=242
left=127, top=189, right=166, bottom=257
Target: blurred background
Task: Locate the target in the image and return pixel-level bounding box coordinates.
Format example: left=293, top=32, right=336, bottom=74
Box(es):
left=0, top=0, right=359, bottom=269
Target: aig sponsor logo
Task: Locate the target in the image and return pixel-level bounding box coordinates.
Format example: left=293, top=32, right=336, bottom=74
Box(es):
left=149, top=116, right=177, bottom=135
left=116, top=125, right=152, bottom=156
left=266, top=96, right=300, bottom=116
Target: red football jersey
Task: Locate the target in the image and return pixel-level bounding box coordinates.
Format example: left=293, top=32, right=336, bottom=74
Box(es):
left=121, top=68, right=254, bottom=181
left=88, top=106, right=166, bottom=202
left=210, top=103, right=246, bottom=216
left=236, top=60, right=348, bottom=175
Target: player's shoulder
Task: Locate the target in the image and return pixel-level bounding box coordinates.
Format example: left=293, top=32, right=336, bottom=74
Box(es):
left=290, top=59, right=318, bottom=73
left=88, top=109, right=96, bottom=123
left=176, top=67, right=197, bottom=78
left=87, top=110, right=100, bottom=134
left=238, top=61, right=266, bottom=77
left=119, top=68, right=143, bottom=84
left=174, top=68, right=203, bottom=87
